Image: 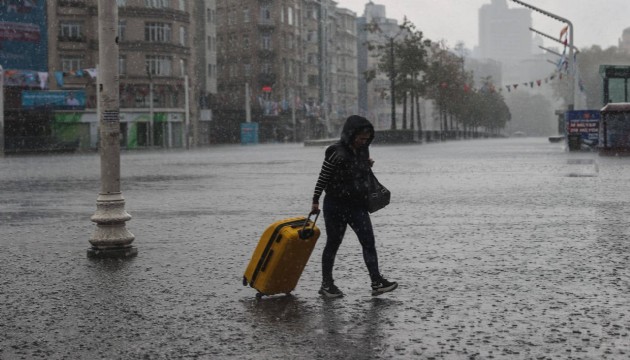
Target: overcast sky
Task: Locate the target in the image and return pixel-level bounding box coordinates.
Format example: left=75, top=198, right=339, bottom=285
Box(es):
left=338, top=0, right=629, bottom=51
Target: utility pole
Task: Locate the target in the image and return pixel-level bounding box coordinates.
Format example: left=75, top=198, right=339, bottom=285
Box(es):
left=245, top=82, right=251, bottom=123
left=0, top=65, right=4, bottom=158
left=389, top=37, right=396, bottom=130
left=318, top=0, right=330, bottom=136
left=184, top=74, right=190, bottom=148
left=88, top=0, right=136, bottom=258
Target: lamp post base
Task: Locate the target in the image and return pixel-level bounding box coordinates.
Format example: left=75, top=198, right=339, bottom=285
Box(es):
left=87, top=245, right=138, bottom=259
left=89, top=193, right=135, bottom=259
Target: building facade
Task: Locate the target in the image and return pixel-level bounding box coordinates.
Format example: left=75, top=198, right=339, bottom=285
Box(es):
left=213, top=0, right=357, bottom=142
left=48, top=0, right=199, bottom=150
left=1, top=0, right=216, bottom=153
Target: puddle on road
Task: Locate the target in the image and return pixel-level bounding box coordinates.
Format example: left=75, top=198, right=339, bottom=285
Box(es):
left=565, top=158, right=599, bottom=178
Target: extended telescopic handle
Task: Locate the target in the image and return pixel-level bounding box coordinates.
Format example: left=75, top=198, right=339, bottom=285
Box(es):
left=300, top=210, right=320, bottom=239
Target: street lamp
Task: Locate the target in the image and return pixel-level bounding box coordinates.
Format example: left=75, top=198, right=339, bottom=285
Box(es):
left=509, top=0, right=575, bottom=110
left=88, top=0, right=136, bottom=258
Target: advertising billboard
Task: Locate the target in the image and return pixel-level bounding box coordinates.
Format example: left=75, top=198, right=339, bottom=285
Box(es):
left=565, top=110, right=600, bottom=151
left=0, top=0, right=48, bottom=71
left=22, top=90, right=86, bottom=110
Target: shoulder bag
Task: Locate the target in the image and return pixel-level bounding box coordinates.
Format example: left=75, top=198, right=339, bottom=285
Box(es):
left=366, top=169, right=390, bottom=213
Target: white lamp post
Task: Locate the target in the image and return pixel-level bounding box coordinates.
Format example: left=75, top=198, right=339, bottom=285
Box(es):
left=88, top=0, right=136, bottom=258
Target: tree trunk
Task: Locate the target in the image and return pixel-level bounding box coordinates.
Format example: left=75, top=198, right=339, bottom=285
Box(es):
left=402, top=92, right=407, bottom=130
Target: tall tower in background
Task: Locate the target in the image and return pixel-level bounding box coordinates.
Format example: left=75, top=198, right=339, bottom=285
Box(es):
left=478, top=0, right=532, bottom=63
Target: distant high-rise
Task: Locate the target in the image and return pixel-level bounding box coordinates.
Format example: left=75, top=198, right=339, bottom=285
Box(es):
left=619, top=27, right=630, bottom=54
left=478, top=0, right=532, bottom=63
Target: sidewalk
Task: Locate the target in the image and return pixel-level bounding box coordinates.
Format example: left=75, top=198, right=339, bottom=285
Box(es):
left=1, top=138, right=629, bottom=359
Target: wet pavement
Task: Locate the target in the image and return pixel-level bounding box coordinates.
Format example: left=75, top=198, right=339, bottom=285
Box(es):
left=1, top=137, right=629, bottom=359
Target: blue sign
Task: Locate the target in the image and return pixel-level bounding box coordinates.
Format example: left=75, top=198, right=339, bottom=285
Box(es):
left=241, top=123, right=259, bottom=145
left=0, top=0, right=48, bottom=71
left=565, top=110, right=600, bottom=147
left=22, top=90, right=86, bottom=110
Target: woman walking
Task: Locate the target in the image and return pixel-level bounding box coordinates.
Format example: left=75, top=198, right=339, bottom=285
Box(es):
left=311, top=115, right=398, bottom=298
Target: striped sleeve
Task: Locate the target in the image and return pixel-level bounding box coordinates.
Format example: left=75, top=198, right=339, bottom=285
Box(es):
left=312, top=150, right=341, bottom=203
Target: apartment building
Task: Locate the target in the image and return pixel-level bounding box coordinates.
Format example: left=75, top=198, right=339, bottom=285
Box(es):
left=214, top=0, right=357, bottom=142
left=45, top=0, right=206, bottom=149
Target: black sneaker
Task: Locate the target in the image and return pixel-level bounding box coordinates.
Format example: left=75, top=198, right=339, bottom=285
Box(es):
left=319, top=282, right=344, bottom=298
left=371, top=277, right=398, bottom=296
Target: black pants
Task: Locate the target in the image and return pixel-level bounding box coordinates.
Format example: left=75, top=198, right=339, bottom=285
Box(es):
left=321, top=196, right=380, bottom=284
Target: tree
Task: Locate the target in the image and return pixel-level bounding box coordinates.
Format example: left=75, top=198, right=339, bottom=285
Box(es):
left=365, top=18, right=430, bottom=130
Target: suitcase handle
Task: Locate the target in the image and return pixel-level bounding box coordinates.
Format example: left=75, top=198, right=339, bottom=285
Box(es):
left=299, top=211, right=319, bottom=240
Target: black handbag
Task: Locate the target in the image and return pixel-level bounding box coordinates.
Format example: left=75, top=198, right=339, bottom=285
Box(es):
left=366, top=170, right=391, bottom=213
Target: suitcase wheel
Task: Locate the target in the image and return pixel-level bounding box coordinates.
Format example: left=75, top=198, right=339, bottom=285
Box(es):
left=255, top=292, right=264, bottom=299
left=242, top=276, right=248, bottom=287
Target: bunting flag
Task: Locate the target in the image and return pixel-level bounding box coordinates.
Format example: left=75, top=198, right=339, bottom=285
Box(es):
left=559, top=25, right=569, bottom=46
left=38, top=72, right=48, bottom=89
left=3, top=69, right=47, bottom=88
left=54, top=71, right=64, bottom=87
left=85, top=68, right=97, bottom=79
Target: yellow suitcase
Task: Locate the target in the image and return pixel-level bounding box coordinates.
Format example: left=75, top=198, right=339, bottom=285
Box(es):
left=243, top=213, right=320, bottom=298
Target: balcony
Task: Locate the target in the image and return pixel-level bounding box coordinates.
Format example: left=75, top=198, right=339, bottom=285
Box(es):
left=258, top=19, right=275, bottom=30
left=58, top=35, right=86, bottom=43
left=257, top=49, right=275, bottom=58
left=58, top=0, right=87, bottom=8
left=258, top=73, right=276, bottom=86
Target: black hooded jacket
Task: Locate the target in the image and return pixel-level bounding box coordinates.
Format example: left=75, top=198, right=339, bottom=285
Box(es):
left=312, top=115, right=375, bottom=206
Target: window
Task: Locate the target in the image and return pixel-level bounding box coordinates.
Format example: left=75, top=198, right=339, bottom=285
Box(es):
left=116, top=0, right=127, bottom=6
left=260, top=5, right=271, bottom=22
left=146, top=55, right=172, bottom=76
left=118, top=20, right=126, bottom=41
left=243, top=8, right=250, bottom=23
left=307, top=5, right=317, bottom=20
left=119, top=55, right=127, bottom=75
left=287, top=7, right=293, bottom=26
left=179, top=26, right=187, bottom=46
left=180, top=59, right=187, bottom=76
left=286, top=34, right=293, bottom=49
left=178, top=0, right=184, bottom=11
left=207, top=8, right=216, bottom=23
left=228, top=10, right=235, bottom=25
left=208, top=64, right=216, bottom=78
left=242, top=34, right=249, bottom=50
left=145, top=23, right=171, bottom=43
left=261, top=34, right=272, bottom=50
left=308, top=53, right=318, bottom=65
left=244, top=63, right=251, bottom=77
left=61, top=56, right=83, bottom=72
left=261, top=62, right=272, bottom=74
left=60, top=22, right=82, bottom=40
left=307, top=31, right=317, bottom=43
left=145, top=0, right=169, bottom=8
left=228, top=33, right=236, bottom=47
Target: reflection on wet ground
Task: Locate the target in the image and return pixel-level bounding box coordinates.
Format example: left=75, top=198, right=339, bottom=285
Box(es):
left=1, top=138, right=630, bottom=358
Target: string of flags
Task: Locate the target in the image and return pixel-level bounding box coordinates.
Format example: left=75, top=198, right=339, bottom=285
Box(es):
left=2, top=68, right=98, bottom=88
left=504, top=25, right=584, bottom=94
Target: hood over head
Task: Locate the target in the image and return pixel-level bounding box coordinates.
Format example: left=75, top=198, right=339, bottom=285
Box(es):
left=340, top=115, right=375, bottom=146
